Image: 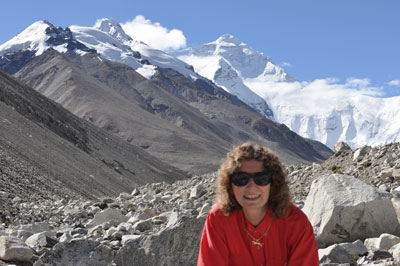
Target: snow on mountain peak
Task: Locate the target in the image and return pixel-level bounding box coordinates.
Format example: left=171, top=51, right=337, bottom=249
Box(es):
left=89, top=18, right=198, bottom=79
left=94, top=18, right=136, bottom=44
left=214, top=34, right=244, bottom=47
left=0, top=20, right=52, bottom=56
left=174, top=35, right=295, bottom=82
left=0, top=19, right=201, bottom=81
left=0, top=20, right=95, bottom=57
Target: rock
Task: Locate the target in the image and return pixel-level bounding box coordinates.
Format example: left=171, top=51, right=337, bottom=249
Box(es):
left=12, top=196, right=22, bottom=203
left=380, top=168, right=394, bottom=179
left=353, top=146, right=370, bottom=161
left=151, top=212, right=170, bottom=224
left=87, top=225, right=104, bottom=237
left=25, top=232, right=58, bottom=250
left=71, top=228, right=88, bottom=236
left=63, top=205, right=86, bottom=217
left=338, top=239, right=368, bottom=256
left=137, top=208, right=157, bottom=220
left=312, top=162, right=322, bottom=171
left=180, top=202, right=192, bottom=210
left=118, top=192, right=132, bottom=200
left=163, top=212, right=179, bottom=228
left=142, top=194, right=154, bottom=202
left=0, top=191, right=10, bottom=199
left=364, top=233, right=400, bottom=252
left=104, top=226, right=118, bottom=239
left=391, top=197, right=400, bottom=223
left=131, top=188, right=140, bottom=196
left=161, top=194, right=172, bottom=201
left=318, top=244, right=357, bottom=265
left=389, top=243, right=400, bottom=261
left=334, top=142, right=351, bottom=154
left=127, top=216, right=139, bottom=225
left=190, top=184, right=205, bottom=199
left=86, top=208, right=128, bottom=228
left=379, top=184, right=389, bottom=192
left=59, top=232, right=72, bottom=243
left=117, top=222, right=132, bottom=232
left=370, top=249, right=393, bottom=260
left=115, top=215, right=206, bottom=266
left=34, top=239, right=113, bottom=266
left=303, top=174, right=400, bottom=247
left=393, top=169, right=400, bottom=181
left=121, top=235, right=141, bottom=246
left=133, top=219, right=152, bottom=232
left=0, top=236, right=33, bottom=262
left=199, top=203, right=212, bottom=216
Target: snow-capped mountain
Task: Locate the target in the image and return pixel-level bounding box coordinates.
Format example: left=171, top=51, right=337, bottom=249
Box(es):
left=3, top=20, right=397, bottom=149
left=173, top=35, right=400, bottom=149
left=0, top=19, right=198, bottom=79
left=172, top=34, right=295, bottom=82
left=171, top=34, right=282, bottom=119
left=76, top=18, right=200, bottom=80
left=0, top=19, right=275, bottom=120
left=0, top=20, right=95, bottom=57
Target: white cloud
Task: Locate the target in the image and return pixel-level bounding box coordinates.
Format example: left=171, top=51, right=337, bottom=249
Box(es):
left=387, top=80, right=400, bottom=86
left=121, top=15, right=186, bottom=51
left=345, top=78, right=371, bottom=87
left=281, top=62, right=292, bottom=67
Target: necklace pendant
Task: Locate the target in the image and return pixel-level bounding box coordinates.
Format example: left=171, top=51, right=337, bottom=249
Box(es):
left=252, top=240, right=263, bottom=247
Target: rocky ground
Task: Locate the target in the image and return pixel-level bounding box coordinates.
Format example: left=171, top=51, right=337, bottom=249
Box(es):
left=289, top=142, right=400, bottom=202
left=1, top=142, right=400, bottom=265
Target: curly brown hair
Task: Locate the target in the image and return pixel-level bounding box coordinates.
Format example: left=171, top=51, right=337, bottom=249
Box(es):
left=216, top=142, right=291, bottom=218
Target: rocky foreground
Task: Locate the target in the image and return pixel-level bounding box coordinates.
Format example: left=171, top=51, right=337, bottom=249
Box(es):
left=1, top=142, right=400, bottom=265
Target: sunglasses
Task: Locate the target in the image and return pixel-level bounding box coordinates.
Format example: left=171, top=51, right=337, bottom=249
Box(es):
left=230, top=171, right=272, bottom=186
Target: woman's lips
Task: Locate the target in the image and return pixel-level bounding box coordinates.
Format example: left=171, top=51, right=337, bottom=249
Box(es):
left=243, top=194, right=260, bottom=200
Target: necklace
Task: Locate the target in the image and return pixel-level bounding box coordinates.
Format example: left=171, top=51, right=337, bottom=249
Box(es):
left=244, top=218, right=273, bottom=248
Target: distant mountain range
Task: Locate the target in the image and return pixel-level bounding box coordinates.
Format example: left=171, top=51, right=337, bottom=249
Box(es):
left=0, top=20, right=333, bottom=178
left=1, top=20, right=398, bottom=151
left=171, top=34, right=400, bottom=149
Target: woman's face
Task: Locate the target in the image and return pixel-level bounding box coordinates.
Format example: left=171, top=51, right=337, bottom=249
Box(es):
left=232, top=159, right=270, bottom=213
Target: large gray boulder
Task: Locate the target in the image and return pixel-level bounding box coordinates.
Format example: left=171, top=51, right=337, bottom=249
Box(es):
left=303, top=174, right=400, bottom=247
left=0, top=236, right=33, bottom=262
left=115, top=215, right=206, bottom=266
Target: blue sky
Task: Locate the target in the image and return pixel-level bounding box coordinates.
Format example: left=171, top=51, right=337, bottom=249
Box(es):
left=1, top=0, right=399, bottom=97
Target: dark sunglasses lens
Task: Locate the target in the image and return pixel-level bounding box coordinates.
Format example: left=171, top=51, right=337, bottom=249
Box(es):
left=253, top=172, right=272, bottom=186
left=231, top=172, right=251, bottom=186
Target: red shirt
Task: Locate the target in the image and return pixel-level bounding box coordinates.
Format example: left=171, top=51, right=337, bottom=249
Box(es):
left=197, top=204, right=319, bottom=266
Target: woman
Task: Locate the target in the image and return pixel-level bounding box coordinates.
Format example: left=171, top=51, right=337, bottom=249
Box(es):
left=197, top=143, right=319, bottom=266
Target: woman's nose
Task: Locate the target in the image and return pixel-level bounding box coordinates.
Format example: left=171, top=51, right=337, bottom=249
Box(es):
left=246, top=178, right=257, bottom=187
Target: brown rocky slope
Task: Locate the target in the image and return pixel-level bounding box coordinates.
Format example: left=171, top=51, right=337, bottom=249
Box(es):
left=0, top=69, right=188, bottom=202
